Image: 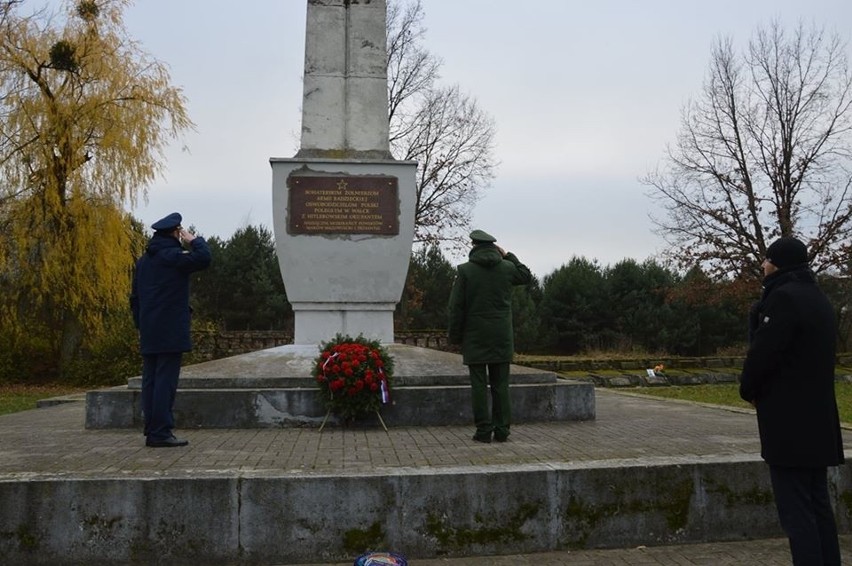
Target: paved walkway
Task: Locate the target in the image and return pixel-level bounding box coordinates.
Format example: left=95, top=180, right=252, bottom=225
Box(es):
left=2, top=389, right=852, bottom=564
left=0, top=390, right=774, bottom=478
left=293, top=535, right=852, bottom=565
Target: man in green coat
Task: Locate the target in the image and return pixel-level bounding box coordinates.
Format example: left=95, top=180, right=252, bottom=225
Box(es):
left=448, top=229, right=533, bottom=443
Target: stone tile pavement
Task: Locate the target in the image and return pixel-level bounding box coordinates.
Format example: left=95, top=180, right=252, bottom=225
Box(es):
left=290, top=535, right=852, bottom=565
left=2, top=389, right=852, bottom=564
left=0, top=390, right=780, bottom=479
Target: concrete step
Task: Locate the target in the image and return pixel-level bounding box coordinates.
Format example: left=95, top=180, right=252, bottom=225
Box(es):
left=125, top=370, right=556, bottom=389
left=86, top=380, right=594, bottom=429
left=4, top=449, right=845, bottom=565
left=85, top=344, right=595, bottom=429
left=9, top=392, right=852, bottom=565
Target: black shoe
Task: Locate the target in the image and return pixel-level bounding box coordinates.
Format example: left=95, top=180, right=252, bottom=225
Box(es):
left=146, top=436, right=189, bottom=448
left=494, top=435, right=509, bottom=443
left=472, top=434, right=492, bottom=444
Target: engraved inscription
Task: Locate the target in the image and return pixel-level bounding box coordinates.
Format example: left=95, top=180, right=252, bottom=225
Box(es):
left=288, top=176, right=399, bottom=235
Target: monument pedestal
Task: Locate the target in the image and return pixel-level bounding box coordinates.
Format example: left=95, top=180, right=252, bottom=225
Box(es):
left=290, top=303, right=397, bottom=347
left=270, top=158, right=417, bottom=345
left=85, top=345, right=596, bottom=429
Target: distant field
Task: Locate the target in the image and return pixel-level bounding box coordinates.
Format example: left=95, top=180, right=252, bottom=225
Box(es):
left=625, top=382, right=852, bottom=424
left=0, top=384, right=86, bottom=416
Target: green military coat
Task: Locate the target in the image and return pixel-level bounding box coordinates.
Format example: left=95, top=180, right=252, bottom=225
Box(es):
left=448, top=244, right=532, bottom=365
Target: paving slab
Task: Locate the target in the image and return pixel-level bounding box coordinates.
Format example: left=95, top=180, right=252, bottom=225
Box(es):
left=0, top=389, right=779, bottom=479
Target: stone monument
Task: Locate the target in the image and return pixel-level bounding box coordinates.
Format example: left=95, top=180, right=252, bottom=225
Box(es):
left=85, top=0, right=594, bottom=431
left=271, top=0, right=416, bottom=345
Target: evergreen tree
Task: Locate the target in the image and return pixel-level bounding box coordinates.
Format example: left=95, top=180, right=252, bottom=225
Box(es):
left=396, top=245, right=456, bottom=330
left=512, top=275, right=543, bottom=354
left=539, top=257, right=610, bottom=354
left=192, top=225, right=291, bottom=330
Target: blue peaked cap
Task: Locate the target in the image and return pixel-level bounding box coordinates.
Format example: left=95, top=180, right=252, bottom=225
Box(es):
left=152, top=212, right=182, bottom=231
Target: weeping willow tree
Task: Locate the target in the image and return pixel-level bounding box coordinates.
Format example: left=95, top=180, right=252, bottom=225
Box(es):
left=0, top=0, right=192, bottom=376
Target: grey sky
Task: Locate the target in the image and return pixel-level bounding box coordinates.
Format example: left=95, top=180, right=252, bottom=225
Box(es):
left=117, top=0, right=852, bottom=278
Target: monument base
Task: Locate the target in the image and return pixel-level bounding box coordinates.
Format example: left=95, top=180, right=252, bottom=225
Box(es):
left=85, top=345, right=596, bottom=429
left=291, top=301, right=396, bottom=344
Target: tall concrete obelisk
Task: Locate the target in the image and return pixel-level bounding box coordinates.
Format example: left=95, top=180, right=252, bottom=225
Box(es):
left=271, top=0, right=416, bottom=345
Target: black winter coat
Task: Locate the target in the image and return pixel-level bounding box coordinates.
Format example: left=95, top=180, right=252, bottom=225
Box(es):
left=130, top=234, right=212, bottom=354
left=739, top=265, right=844, bottom=467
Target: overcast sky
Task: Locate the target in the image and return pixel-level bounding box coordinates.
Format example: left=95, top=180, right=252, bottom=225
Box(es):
left=112, top=0, right=852, bottom=279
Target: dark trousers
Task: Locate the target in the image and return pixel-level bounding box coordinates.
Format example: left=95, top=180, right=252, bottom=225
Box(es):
left=141, top=353, right=182, bottom=442
left=769, top=465, right=841, bottom=566
left=468, top=363, right=510, bottom=440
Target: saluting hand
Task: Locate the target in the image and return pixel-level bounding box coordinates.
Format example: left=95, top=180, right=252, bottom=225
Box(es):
left=178, top=229, right=196, bottom=244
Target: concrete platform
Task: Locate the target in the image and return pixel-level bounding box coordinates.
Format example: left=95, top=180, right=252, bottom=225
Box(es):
left=3, top=389, right=852, bottom=565
left=85, top=345, right=595, bottom=429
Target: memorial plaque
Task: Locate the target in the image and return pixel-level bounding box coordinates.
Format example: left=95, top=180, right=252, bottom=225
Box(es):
left=288, top=175, right=399, bottom=235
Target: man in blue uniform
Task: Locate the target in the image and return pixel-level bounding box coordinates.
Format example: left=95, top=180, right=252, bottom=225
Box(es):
left=130, top=212, right=211, bottom=447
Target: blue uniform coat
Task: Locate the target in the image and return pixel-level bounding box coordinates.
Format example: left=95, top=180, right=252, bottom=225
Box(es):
left=130, top=234, right=212, bottom=354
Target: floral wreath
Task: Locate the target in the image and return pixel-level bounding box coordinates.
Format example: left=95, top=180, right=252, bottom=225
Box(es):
left=313, top=334, right=395, bottom=427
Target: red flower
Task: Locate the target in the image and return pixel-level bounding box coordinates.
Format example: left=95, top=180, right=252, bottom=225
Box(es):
left=313, top=335, right=394, bottom=421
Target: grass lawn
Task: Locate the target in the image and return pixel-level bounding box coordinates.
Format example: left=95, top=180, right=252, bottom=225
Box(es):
left=626, top=382, right=852, bottom=424
left=0, top=384, right=87, bottom=416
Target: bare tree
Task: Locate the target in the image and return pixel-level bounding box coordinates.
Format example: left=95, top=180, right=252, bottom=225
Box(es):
left=643, top=21, right=852, bottom=279
left=387, top=0, right=497, bottom=246
left=386, top=0, right=439, bottom=134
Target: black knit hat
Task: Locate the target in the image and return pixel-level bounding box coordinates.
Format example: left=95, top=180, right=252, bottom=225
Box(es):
left=765, top=237, right=808, bottom=269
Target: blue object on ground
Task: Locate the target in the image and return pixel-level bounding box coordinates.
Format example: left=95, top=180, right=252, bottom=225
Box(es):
left=353, top=551, right=408, bottom=566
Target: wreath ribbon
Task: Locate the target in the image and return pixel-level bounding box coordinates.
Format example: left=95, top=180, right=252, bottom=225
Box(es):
left=321, top=352, right=340, bottom=396
left=378, top=367, right=390, bottom=404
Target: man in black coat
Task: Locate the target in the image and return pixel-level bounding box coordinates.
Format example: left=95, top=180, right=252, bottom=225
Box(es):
left=130, top=213, right=211, bottom=448
left=740, top=236, right=844, bottom=565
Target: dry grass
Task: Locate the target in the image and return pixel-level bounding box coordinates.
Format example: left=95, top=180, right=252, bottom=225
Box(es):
left=0, top=384, right=86, bottom=416
left=628, top=382, right=852, bottom=424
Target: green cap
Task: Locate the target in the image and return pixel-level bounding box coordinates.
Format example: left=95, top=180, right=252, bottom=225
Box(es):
left=470, top=229, right=496, bottom=243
